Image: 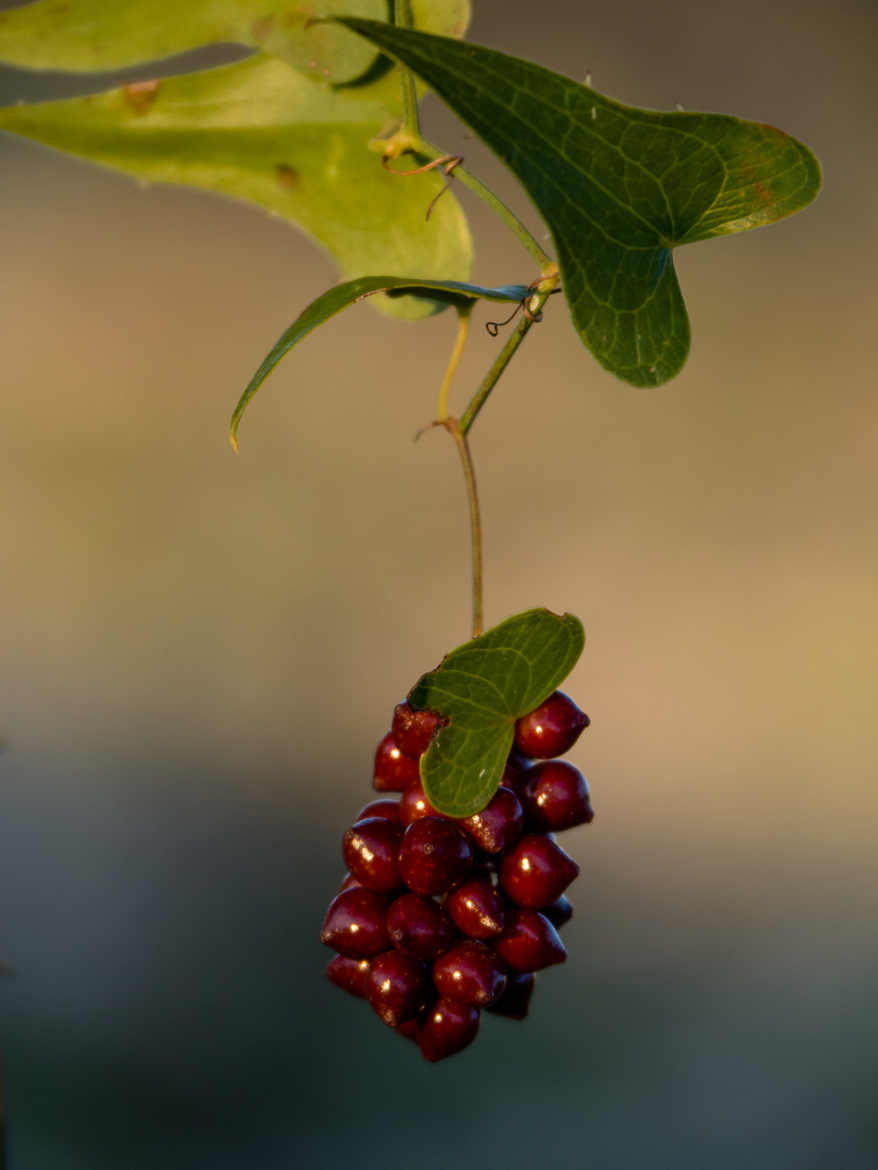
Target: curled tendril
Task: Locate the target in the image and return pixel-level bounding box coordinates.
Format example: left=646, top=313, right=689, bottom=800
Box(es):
left=485, top=303, right=524, bottom=337
left=381, top=152, right=462, bottom=220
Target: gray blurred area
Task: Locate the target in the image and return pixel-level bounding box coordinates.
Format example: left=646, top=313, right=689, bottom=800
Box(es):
left=1, top=0, right=876, bottom=1166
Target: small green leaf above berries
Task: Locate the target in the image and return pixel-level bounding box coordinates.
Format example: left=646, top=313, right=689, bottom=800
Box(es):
left=408, top=609, right=585, bottom=818
left=229, top=275, right=530, bottom=448
left=335, top=19, right=822, bottom=387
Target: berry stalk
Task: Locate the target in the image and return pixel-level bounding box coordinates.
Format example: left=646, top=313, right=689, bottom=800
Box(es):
left=445, top=418, right=483, bottom=638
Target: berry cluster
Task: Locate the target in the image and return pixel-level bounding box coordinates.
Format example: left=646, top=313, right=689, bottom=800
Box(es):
left=320, top=691, right=592, bottom=1061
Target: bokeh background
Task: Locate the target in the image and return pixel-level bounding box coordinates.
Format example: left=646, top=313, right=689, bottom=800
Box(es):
left=1, top=0, right=876, bottom=1166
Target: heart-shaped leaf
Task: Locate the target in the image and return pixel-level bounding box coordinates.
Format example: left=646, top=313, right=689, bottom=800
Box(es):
left=0, top=54, right=473, bottom=321
left=407, top=608, right=585, bottom=817
left=336, top=19, right=822, bottom=387
left=230, top=276, right=530, bottom=448
left=0, top=0, right=469, bottom=87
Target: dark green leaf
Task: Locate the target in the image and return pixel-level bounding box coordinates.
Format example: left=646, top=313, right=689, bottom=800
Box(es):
left=230, top=276, right=530, bottom=447
left=407, top=609, right=585, bottom=817
left=336, top=19, right=822, bottom=387
left=0, top=55, right=473, bottom=323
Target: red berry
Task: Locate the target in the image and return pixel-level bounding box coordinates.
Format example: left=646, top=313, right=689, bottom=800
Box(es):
left=354, top=798, right=401, bottom=823
left=396, top=1018, right=419, bottom=1043
left=398, top=817, right=475, bottom=896
left=433, top=940, right=507, bottom=1006
left=399, top=779, right=440, bottom=826
left=387, top=893, right=457, bottom=960
left=325, top=954, right=372, bottom=999
left=485, top=971, right=535, bottom=1019
left=373, top=732, right=420, bottom=792
left=542, top=894, right=574, bottom=929
left=522, top=760, right=594, bottom=831
left=514, top=691, right=590, bottom=759
left=320, top=888, right=391, bottom=958
left=342, top=817, right=403, bottom=893
left=417, top=998, right=480, bottom=1062
left=391, top=703, right=445, bottom=758
left=457, top=786, right=524, bottom=854
left=366, top=950, right=429, bottom=1028
left=445, top=878, right=506, bottom=939
left=499, top=833, right=579, bottom=908
left=500, top=748, right=532, bottom=796
left=494, top=907, right=567, bottom=972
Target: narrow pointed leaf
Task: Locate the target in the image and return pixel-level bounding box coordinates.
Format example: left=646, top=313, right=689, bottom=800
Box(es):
left=407, top=609, right=585, bottom=818
left=0, top=54, right=473, bottom=322
left=336, top=19, right=822, bottom=387
left=230, top=276, right=530, bottom=447
left=0, top=0, right=469, bottom=87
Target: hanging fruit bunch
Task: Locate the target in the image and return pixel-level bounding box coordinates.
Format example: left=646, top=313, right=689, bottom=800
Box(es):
left=320, top=610, right=592, bottom=1061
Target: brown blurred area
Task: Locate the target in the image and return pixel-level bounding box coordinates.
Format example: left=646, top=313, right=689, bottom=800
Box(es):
left=0, top=1, right=876, bottom=1168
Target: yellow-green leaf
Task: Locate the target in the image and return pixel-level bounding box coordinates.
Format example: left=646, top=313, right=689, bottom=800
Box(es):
left=0, top=54, right=473, bottom=319
left=0, top=0, right=470, bottom=86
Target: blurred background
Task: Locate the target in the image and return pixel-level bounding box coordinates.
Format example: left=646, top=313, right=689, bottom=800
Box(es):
left=1, top=0, right=876, bottom=1166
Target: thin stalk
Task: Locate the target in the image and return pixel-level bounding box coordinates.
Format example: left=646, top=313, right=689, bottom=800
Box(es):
left=459, top=281, right=558, bottom=436
left=446, top=419, right=483, bottom=637
left=437, top=305, right=472, bottom=421
left=394, top=1, right=420, bottom=137
left=414, top=138, right=555, bottom=274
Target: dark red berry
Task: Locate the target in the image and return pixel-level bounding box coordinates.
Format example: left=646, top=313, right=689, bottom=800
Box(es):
left=457, top=786, right=524, bottom=854
left=387, top=893, right=457, bottom=960
left=522, top=760, right=594, bottom=830
left=354, top=798, right=401, bottom=823
left=500, top=748, right=532, bottom=796
left=398, top=817, right=475, bottom=896
left=485, top=971, right=535, bottom=1019
left=494, top=907, right=566, bottom=972
left=417, top=998, right=480, bottom=1062
left=446, top=878, right=506, bottom=939
left=396, top=1018, right=419, bottom=1043
left=326, top=954, right=372, bottom=999
left=432, top=940, right=507, bottom=1006
left=542, top=894, right=574, bottom=929
left=399, top=779, right=440, bottom=826
left=320, top=888, right=391, bottom=958
left=391, top=703, right=445, bottom=758
left=366, top=950, right=429, bottom=1028
left=514, top=691, right=590, bottom=759
left=500, top=833, right=579, bottom=908
left=342, top=817, right=403, bottom=893
left=373, top=732, right=420, bottom=791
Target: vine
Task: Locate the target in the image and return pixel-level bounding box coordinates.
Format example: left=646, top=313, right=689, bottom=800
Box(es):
left=0, top=0, right=822, bottom=1070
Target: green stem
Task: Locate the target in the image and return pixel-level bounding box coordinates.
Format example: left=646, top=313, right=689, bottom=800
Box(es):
left=446, top=419, right=483, bottom=637
left=459, top=281, right=559, bottom=436
left=414, top=138, right=555, bottom=274
left=394, top=1, right=420, bottom=137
